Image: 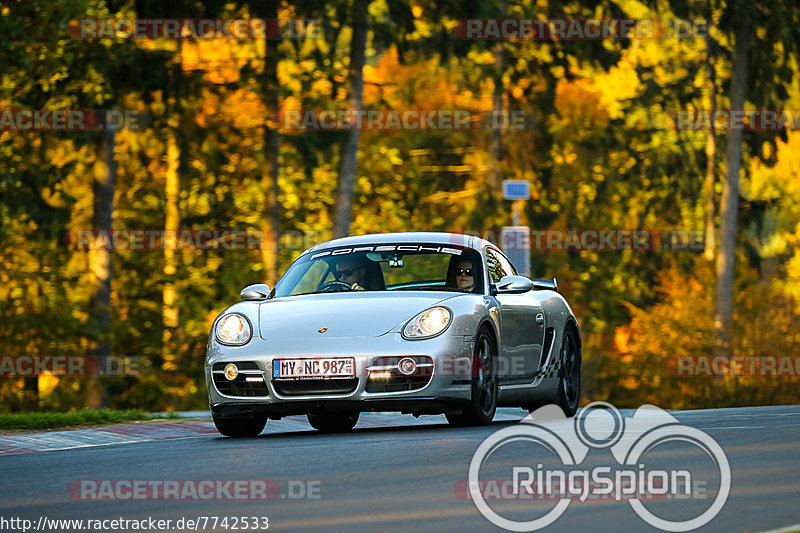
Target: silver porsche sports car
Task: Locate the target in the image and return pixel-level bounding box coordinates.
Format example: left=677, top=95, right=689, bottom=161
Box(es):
left=205, top=232, right=581, bottom=436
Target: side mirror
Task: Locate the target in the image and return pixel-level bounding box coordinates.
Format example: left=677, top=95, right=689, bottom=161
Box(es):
left=496, top=275, right=534, bottom=294
left=531, top=277, right=558, bottom=291
left=240, top=283, right=271, bottom=301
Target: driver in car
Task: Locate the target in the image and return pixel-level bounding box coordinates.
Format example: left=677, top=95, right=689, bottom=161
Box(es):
left=334, top=257, right=368, bottom=290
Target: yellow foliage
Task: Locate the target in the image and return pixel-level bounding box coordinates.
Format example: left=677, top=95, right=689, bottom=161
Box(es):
left=181, top=40, right=252, bottom=84
left=594, top=60, right=641, bottom=119
left=748, top=131, right=800, bottom=309
left=38, top=372, right=60, bottom=397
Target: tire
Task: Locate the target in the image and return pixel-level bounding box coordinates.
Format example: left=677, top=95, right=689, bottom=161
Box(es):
left=556, top=326, right=581, bottom=417
left=446, top=327, right=498, bottom=426
left=307, top=412, right=360, bottom=433
left=212, top=413, right=267, bottom=437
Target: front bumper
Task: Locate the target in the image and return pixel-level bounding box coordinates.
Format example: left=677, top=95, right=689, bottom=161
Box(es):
left=205, top=332, right=475, bottom=418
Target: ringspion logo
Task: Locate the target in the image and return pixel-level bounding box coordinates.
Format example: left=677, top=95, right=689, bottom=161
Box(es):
left=468, top=403, right=730, bottom=531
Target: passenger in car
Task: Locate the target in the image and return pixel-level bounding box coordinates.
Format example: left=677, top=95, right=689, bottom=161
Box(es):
left=446, top=256, right=478, bottom=292
left=454, top=259, right=475, bottom=291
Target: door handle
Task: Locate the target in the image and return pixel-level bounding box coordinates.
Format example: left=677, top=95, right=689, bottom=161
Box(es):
left=535, top=313, right=544, bottom=326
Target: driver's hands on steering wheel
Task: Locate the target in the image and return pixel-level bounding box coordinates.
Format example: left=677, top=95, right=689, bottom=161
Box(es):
left=317, top=280, right=365, bottom=292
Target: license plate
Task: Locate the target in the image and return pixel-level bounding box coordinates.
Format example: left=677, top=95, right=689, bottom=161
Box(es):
left=273, top=358, right=355, bottom=379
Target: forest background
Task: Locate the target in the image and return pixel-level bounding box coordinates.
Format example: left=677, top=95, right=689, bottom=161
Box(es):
left=2, top=0, right=799, bottom=412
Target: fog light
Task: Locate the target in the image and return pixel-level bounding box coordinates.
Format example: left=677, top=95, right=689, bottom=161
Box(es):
left=398, top=357, right=416, bottom=375
left=224, top=363, right=239, bottom=381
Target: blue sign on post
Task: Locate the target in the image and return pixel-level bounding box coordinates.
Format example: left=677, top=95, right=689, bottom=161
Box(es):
left=502, top=180, right=530, bottom=200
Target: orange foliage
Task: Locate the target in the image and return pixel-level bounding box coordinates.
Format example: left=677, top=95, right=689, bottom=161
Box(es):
left=600, top=261, right=800, bottom=409
left=554, top=79, right=609, bottom=130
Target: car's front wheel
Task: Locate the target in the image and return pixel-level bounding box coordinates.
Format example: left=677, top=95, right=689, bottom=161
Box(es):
left=446, top=327, right=498, bottom=426
left=212, top=413, right=267, bottom=437
left=307, top=412, right=360, bottom=433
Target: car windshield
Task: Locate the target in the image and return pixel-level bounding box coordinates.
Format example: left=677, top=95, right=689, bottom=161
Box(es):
left=272, top=244, right=483, bottom=297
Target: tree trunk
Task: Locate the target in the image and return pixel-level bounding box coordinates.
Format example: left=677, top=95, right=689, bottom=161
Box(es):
left=714, top=16, right=750, bottom=353
left=489, top=42, right=504, bottom=192
left=87, top=128, right=115, bottom=408
left=161, top=130, right=180, bottom=371
left=488, top=0, right=507, bottom=228
left=261, top=12, right=280, bottom=285
left=250, top=0, right=281, bottom=284
left=333, top=0, right=368, bottom=239
left=703, top=32, right=717, bottom=261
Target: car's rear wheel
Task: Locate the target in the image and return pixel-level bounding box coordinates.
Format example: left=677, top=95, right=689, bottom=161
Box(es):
left=556, top=326, right=581, bottom=417
left=212, top=413, right=267, bottom=437
left=446, top=327, right=497, bottom=426
left=307, top=412, right=360, bottom=433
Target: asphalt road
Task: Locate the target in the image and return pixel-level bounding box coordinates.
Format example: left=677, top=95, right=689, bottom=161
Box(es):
left=1, top=405, right=798, bottom=533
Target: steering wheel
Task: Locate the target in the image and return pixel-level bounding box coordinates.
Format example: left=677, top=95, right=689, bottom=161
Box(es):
left=318, top=280, right=353, bottom=293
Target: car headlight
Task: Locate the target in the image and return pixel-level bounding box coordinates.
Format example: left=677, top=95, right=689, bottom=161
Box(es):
left=402, top=307, right=452, bottom=339
left=215, top=313, right=252, bottom=345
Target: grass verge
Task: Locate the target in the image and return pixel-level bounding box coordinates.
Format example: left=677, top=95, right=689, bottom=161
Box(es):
left=0, top=409, right=179, bottom=430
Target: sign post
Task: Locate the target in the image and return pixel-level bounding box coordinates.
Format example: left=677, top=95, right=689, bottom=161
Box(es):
left=501, top=180, right=531, bottom=276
